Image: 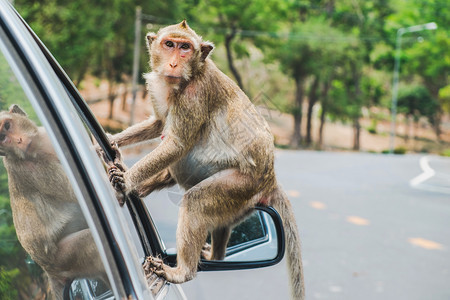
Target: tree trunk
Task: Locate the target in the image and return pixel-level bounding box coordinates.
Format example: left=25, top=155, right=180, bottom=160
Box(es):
left=107, top=82, right=116, bottom=120
left=306, top=76, right=320, bottom=146
left=291, top=77, right=304, bottom=148
left=225, top=28, right=244, bottom=91
left=434, top=110, right=442, bottom=140
left=404, top=114, right=411, bottom=142
left=353, top=118, right=361, bottom=151
left=318, top=104, right=326, bottom=150
left=73, top=63, right=88, bottom=88
left=121, top=85, right=128, bottom=111
left=318, top=78, right=332, bottom=150
left=351, top=61, right=362, bottom=151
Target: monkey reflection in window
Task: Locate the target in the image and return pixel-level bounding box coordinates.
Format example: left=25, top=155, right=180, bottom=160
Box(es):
left=0, top=105, right=106, bottom=299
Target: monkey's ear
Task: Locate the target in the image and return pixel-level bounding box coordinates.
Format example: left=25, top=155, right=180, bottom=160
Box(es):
left=200, top=41, right=214, bottom=61
left=146, top=33, right=157, bottom=49
left=180, top=20, right=189, bottom=29
left=9, top=104, right=27, bottom=116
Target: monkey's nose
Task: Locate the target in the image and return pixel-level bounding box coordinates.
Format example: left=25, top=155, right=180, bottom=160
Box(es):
left=170, top=62, right=177, bottom=68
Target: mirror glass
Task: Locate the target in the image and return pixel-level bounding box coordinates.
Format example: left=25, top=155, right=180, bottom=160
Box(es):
left=214, top=210, right=279, bottom=262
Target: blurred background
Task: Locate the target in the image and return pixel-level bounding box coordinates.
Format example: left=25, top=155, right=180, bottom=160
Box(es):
left=10, top=0, right=450, bottom=154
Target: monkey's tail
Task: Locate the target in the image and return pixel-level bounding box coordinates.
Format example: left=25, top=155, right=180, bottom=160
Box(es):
left=269, top=186, right=305, bottom=300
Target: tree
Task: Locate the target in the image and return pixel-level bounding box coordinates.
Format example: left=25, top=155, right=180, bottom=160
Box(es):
left=277, top=16, right=349, bottom=148
left=387, top=0, right=449, bottom=138
left=180, top=0, right=287, bottom=93
left=397, top=84, right=439, bottom=140
left=15, top=0, right=117, bottom=87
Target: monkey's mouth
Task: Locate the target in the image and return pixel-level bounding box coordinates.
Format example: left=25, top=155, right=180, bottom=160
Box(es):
left=165, top=76, right=182, bottom=84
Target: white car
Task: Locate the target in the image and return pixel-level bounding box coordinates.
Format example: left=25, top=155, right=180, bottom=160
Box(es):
left=0, top=1, right=290, bottom=299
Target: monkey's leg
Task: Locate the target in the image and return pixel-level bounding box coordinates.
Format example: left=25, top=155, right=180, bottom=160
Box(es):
left=138, top=168, right=176, bottom=198
left=204, top=227, right=231, bottom=260
left=145, top=169, right=257, bottom=283
left=47, top=275, right=65, bottom=300
left=55, top=229, right=105, bottom=278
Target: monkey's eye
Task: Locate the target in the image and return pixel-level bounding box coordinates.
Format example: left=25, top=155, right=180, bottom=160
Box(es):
left=4, top=121, right=10, bottom=131
left=180, top=43, right=190, bottom=50
left=165, top=41, right=174, bottom=48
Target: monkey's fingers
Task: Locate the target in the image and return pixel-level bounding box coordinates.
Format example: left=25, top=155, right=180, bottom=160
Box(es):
left=110, top=175, right=126, bottom=191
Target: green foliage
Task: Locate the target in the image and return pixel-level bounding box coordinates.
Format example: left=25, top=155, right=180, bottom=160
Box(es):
left=381, top=146, right=407, bottom=154
left=0, top=53, right=38, bottom=122
left=15, top=0, right=182, bottom=86
left=394, top=146, right=407, bottom=154
left=439, top=84, right=450, bottom=113
left=397, top=84, right=439, bottom=124
left=7, top=0, right=449, bottom=150
left=0, top=267, right=19, bottom=300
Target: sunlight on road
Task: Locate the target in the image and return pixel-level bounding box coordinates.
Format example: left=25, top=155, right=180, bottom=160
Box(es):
left=309, top=201, right=327, bottom=210
left=288, top=190, right=300, bottom=197
left=408, top=238, right=444, bottom=250
left=346, top=216, right=370, bottom=226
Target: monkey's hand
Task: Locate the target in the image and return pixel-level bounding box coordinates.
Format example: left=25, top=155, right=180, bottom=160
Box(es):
left=98, top=141, right=129, bottom=206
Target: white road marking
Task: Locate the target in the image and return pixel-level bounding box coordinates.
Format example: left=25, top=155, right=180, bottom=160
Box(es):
left=410, top=156, right=435, bottom=186
left=409, top=156, right=450, bottom=194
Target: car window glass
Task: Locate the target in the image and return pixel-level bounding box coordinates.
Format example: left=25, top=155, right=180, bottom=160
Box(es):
left=0, top=45, right=110, bottom=299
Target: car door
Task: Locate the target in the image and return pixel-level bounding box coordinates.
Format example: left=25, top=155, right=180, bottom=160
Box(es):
left=0, top=1, right=157, bottom=299
left=0, top=2, right=289, bottom=299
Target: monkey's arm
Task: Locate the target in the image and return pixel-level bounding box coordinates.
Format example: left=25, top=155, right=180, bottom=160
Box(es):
left=123, top=136, right=186, bottom=192
left=138, top=169, right=175, bottom=197
left=111, top=117, right=163, bottom=147
left=122, top=99, right=207, bottom=192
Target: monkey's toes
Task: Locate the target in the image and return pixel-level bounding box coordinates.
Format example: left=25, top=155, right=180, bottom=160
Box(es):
left=143, top=256, right=168, bottom=281
left=143, top=256, right=165, bottom=274
left=201, top=243, right=212, bottom=260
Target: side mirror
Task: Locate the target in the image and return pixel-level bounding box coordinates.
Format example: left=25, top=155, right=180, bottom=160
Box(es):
left=198, top=206, right=285, bottom=271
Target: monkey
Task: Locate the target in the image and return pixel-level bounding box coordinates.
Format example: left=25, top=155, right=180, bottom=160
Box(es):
left=105, top=21, right=304, bottom=299
left=0, top=105, right=107, bottom=299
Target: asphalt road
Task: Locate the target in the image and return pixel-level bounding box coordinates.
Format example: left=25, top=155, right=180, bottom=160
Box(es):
left=127, top=150, right=450, bottom=299
left=275, top=151, right=450, bottom=300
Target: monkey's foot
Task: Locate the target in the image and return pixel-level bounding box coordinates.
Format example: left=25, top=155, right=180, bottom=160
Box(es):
left=143, top=256, right=194, bottom=284
left=143, top=256, right=166, bottom=279
left=201, top=243, right=212, bottom=260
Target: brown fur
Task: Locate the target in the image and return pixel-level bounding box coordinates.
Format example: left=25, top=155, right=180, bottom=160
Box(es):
left=0, top=105, right=106, bottom=299
left=108, top=21, right=304, bottom=299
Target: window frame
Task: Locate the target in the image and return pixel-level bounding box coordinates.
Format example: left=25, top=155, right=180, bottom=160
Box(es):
left=0, top=1, right=154, bottom=298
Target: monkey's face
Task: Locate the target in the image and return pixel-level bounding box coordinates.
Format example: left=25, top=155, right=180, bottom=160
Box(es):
left=155, top=36, right=196, bottom=85
left=0, top=112, right=38, bottom=159
left=146, top=21, right=214, bottom=86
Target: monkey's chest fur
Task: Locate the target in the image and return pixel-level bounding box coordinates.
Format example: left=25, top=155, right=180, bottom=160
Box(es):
left=147, top=67, right=275, bottom=192
left=170, top=107, right=274, bottom=190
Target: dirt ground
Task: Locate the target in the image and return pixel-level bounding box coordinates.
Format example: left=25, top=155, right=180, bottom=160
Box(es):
left=81, top=77, right=450, bottom=155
